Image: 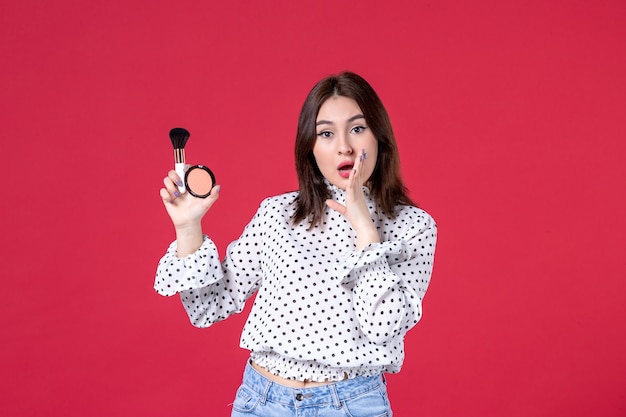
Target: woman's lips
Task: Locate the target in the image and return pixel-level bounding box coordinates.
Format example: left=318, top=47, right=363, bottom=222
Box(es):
left=337, top=161, right=354, bottom=178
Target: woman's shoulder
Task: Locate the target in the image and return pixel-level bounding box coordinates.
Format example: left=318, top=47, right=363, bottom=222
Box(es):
left=257, top=190, right=299, bottom=212
left=395, top=204, right=436, bottom=226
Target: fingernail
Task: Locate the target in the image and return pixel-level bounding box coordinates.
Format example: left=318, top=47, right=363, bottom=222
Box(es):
left=361, top=149, right=367, bottom=160
left=174, top=190, right=180, bottom=198
left=176, top=179, right=184, bottom=187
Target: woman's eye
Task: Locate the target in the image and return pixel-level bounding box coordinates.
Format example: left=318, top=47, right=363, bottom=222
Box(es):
left=317, top=131, right=332, bottom=138
left=352, top=126, right=367, bottom=134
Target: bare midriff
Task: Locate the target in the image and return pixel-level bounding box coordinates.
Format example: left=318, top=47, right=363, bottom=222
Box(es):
left=250, top=361, right=347, bottom=388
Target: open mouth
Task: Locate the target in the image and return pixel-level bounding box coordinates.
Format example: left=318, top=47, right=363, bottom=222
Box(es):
left=337, top=161, right=354, bottom=178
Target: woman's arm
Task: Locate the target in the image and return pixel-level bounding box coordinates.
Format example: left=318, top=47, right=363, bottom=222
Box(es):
left=338, top=210, right=437, bottom=345
left=159, top=168, right=220, bottom=257
left=155, top=179, right=267, bottom=328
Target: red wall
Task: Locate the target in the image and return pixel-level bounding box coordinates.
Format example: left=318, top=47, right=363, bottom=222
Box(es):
left=1, top=1, right=625, bottom=416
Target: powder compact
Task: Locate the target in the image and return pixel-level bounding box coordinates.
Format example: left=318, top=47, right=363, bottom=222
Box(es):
left=184, top=164, right=216, bottom=198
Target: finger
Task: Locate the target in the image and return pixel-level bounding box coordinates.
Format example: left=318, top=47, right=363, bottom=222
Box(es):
left=159, top=187, right=175, bottom=204
left=163, top=177, right=181, bottom=201
left=209, top=184, right=221, bottom=200
left=167, top=169, right=185, bottom=189
left=347, top=160, right=363, bottom=196
left=351, top=150, right=365, bottom=185
left=325, top=199, right=346, bottom=215
left=200, top=184, right=221, bottom=209
left=347, top=164, right=357, bottom=190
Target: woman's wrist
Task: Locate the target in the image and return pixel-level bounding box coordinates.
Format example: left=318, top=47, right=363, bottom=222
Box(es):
left=355, top=228, right=380, bottom=252
left=174, top=221, right=204, bottom=257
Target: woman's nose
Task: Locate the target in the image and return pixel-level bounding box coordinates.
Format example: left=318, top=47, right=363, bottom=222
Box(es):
left=337, top=134, right=353, bottom=155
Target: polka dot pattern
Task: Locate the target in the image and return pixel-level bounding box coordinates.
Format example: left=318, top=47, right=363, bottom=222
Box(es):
left=155, top=183, right=437, bottom=382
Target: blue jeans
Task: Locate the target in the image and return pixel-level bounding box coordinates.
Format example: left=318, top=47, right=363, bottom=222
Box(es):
left=231, top=361, right=392, bottom=417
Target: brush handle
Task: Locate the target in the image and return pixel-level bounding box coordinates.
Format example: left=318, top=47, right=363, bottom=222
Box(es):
left=175, top=163, right=186, bottom=193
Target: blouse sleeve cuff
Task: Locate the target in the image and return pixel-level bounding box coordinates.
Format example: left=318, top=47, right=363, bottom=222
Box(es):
left=154, top=235, right=223, bottom=296
left=335, top=239, right=411, bottom=284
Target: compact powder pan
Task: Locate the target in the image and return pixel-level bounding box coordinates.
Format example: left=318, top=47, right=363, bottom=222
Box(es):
left=184, top=165, right=216, bottom=198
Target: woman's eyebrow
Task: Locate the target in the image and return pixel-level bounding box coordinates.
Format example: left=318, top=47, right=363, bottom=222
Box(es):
left=347, top=114, right=365, bottom=122
left=316, top=114, right=365, bottom=126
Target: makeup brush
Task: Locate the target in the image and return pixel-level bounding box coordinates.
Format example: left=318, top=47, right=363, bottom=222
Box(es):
left=169, top=127, right=190, bottom=193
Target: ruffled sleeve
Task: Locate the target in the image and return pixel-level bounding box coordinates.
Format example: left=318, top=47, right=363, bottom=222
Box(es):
left=334, top=209, right=437, bottom=345
left=154, top=236, right=223, bottom=297
left=335, top=239, right=411, bottom=284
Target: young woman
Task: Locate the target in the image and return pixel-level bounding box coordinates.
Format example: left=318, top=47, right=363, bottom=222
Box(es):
left=155, top=72, right=437, bottom=416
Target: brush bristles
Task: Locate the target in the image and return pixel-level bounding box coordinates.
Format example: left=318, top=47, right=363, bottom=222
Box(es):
left=169, top=127, right=190, bottom=149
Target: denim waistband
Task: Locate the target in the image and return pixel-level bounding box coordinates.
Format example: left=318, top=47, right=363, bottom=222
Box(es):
left=241, top=360, right=385, bottom=407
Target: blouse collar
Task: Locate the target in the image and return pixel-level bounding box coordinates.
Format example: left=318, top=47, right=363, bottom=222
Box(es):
left=323, top=179, right=371, bottom=205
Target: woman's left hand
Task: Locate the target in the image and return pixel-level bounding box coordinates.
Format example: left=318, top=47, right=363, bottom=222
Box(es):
left=326, top=151, right=380, bottom=251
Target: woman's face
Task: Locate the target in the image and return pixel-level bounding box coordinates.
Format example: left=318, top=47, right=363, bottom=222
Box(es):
left=312, top=96, right=378, bottom=190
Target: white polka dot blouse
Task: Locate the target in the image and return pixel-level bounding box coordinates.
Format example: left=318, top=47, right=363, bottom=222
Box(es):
left=155, top=183, right=437, bottom=382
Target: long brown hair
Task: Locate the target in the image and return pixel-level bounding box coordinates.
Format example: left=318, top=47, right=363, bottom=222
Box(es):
left=292, top=71, right=415, bottom=228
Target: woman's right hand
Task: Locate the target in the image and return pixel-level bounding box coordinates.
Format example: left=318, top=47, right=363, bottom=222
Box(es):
left=159, top=169, right=220, bottom=256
